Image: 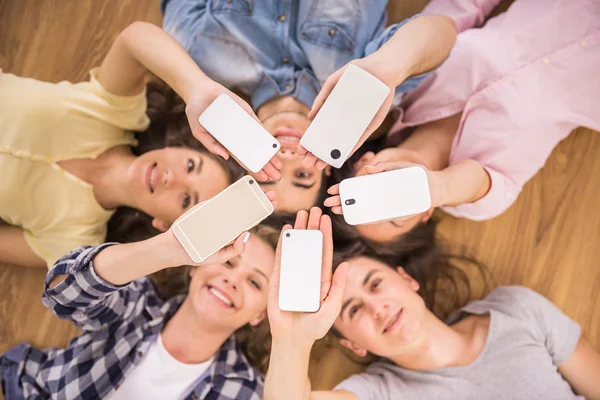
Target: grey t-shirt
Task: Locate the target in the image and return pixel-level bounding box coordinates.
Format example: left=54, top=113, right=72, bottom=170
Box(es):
left=335, top=286, right=582, bottom=400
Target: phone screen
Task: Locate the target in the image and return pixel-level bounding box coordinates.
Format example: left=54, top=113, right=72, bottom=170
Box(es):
left=175, top=177, right=271, bottom=261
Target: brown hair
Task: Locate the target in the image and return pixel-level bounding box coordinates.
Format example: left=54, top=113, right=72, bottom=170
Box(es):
left=152, top=223, right=281, bottom=373
left=106, top=81, right=245, bottom=244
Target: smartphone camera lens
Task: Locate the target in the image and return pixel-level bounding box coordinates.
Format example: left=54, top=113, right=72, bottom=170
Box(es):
left=345, top=199, right=356, bottom=206
left=331, top=149, right=341, bottom=159
left=286, top=233, right=290, bottom=238
left=273, top=143, right=278, bottom=148
left=249, top=179, right=254, bottom=185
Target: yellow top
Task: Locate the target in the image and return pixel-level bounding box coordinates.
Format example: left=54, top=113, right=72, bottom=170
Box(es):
left=0, top=68, right=150, bottom=267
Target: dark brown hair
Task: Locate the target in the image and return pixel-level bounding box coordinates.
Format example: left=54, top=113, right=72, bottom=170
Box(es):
left=152, top=223, right=281, bottom=373
left=106, top=81, right=245, bottom=243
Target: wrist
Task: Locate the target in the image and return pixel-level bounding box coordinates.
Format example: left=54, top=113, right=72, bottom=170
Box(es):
left=153, top=230, right=192, bottom=268
left=428, top=169, right=447, bottom=208
left=179, top=71, right=213, bottom=105
left=364, top=50, right=411, bottom=88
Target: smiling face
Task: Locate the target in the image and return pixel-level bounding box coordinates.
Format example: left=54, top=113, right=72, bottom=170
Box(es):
left=257, top=96, right=328, bottom=213
left=185, top=234, right=276, bottom=332
left=333, top=256, right=427, bottom=358
left=127, top=147, right=230, bottom=231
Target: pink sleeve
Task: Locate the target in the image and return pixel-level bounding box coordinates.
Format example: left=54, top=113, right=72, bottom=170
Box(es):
left=422, top=0, right=504, bottom=33
left=440, top=166, right=521, bottom=221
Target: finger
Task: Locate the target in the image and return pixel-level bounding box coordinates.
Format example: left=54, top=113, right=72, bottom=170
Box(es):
left=332, top=206, right=343, bottom=215
left=365, top=160, right=414, bottom=175
left=195, top=130, right=230, bottom=160
left=320, top=262, right=350, bottom=316
left=319, top=214, right=333, bottom=301
left=270, top=155, right=283, bottom=170
left=307, top=207, right=323, bottom=230
left=327, top=184, right=340, bottom=195
left=253, top=170, right=269, bottom=182
left=262, top=163, right=282, bottom=181
left=323, top=195, right=341, bottom=208
left=315, top=159, right=329, bottom=171
left=297, top=143, right=308, bottom=156
left=294, top=210, right=309, bottom=229
left=301, top=153, right=318, bottom=169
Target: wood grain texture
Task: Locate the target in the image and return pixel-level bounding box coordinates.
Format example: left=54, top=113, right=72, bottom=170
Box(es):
left=1, top=0, right=598, bottom=396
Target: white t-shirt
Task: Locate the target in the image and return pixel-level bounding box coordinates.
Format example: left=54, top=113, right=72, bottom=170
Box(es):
left=106, top=335, right=214, bottom=400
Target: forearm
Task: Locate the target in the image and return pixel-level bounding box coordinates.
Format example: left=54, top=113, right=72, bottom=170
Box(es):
left=368, top=15, right=457, bottom=85
left=93, top=231, right=186, bottom=286
left=100, top=21, right=210, bottom=100
left=264, top=339, right=313, bottom=400
left=0, top=225, right=46, bottom=268
left=559, top=337, right=600, bottom=400
left=431, top=159, right=490, bottom=207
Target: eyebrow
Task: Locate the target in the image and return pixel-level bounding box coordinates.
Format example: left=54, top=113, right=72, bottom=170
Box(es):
left=254, top=268, right=269, bottom=282
left=339, top=269, right=377, bottom=321
left=261, top=180, right=315, bottom=190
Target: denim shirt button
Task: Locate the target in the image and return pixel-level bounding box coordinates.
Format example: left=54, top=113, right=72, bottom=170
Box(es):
left=328, top=28, right=336, bottom=37
left=192, top=394, right=199, bottom=400
left=282, top=57, right=289, bottom=63
left=285, top=84, right=292, bottom=91
left=278, top=15, right=286, bottom=22
left=137, top=351, right=143, bottom=357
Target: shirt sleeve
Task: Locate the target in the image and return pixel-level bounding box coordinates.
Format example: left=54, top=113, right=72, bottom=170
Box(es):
left=363, top=15, right=432, bottom=96
left=42, top=244, right=162, bottom=332
left=334, top=371, right=387, bottom=400
left=495, top=286, right=582, bottom=366
left=421, top=0, right=504, bottom=33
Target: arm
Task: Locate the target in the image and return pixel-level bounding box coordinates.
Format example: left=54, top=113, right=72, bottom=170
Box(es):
left=0, top=225, right=46, bottom=268
left=301, top=15, right=457, bottom=169
left=264, top=208, right=354, bottom=400
left=558, top=337, right=600, bottom=400
left=97, top=21, right=282, bottom=181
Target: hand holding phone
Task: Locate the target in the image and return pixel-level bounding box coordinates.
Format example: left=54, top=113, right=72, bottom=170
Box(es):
left=299, top=62, right=394, bottom=170
left=267, top=207, right=349, bottom=342
left=325, top=162, right=437, bottom=225
left=189, top=90, right=283, bottom=182
left=172, top=176, right=276, bottom=263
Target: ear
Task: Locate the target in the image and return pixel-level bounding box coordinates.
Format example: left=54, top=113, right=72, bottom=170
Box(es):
left=339, top=339, right=368, bottom=357
left=395, top=266, right=420, bottom=292
left=249, top=310, right=266, bottom=327
left=152, top=218, right=171, bottom=232
left=420, top=209, right=434, bottom=223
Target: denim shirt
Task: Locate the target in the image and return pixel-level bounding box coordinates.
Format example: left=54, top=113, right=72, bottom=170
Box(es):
left=161, top=0, right=431, bottom=110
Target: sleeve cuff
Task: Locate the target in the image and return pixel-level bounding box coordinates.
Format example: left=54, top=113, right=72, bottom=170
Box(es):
left=441, top=166, right=521, bottom=221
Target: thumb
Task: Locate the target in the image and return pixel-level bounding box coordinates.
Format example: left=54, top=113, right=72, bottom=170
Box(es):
left=320, top=262, right=349, bottom=316
left=208, top=231, right=249, bottom=264
left=364, top=160, right=416, bottom=175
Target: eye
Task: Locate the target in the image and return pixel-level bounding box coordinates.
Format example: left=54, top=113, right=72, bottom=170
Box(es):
left=225, top=261, right=234, bottom=268
left=187, top=159, right=195, bottom=173
left=370, top=278, right=381, bottom=292
left=249, top=279, right=261, bottom=290
left=349, top=304, right=361, bottom=319
left=296, top=171, right=311, bottom=179
left=182, top=193, right=191, bottom=209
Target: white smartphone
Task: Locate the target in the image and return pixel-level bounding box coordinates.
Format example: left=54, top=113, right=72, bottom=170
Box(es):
left=339, top=167, right=432, bottom=226
left=172, top=175, right=274, bottom=263
left=299, top=65, right=390, bottom=168
left=198, top=94, right=280, bottom=173
left=278, top=230, right=323, bottom=312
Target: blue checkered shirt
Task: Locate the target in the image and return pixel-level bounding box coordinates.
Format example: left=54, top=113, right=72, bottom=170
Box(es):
left=1, top=244, right=264, bottom=400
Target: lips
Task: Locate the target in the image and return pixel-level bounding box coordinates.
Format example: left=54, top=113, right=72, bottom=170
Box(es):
left=383, top=309, right=403, bottom=334
left=145, top=162, right=158, bottom=193
left=206, top=285, right=236, bottom=309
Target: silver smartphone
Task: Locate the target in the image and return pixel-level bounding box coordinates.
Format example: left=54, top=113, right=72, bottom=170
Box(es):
left=172, top=176, right=274, bottom=263
left=339, top=167, right=432, bottom=225
left=199, top=94, right=280, bottom=173
left=278, top=229, right=323, bottom=312
left=299, top=65, right=390, bottom=168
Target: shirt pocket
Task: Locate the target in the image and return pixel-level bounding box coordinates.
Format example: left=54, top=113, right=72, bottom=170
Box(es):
left=210, top=0, right=254, bottom=16
left=300, top=0, right=360, bottom=54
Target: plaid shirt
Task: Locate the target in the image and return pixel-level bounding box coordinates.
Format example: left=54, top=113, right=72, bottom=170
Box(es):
left=0, top=244, right=264, bottom=400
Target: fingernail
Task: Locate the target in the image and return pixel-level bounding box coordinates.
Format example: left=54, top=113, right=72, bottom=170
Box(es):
left=243, top=232, right=251, bottom=243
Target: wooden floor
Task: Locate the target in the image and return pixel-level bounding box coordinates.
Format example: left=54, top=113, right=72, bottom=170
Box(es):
left=1, top=0, right=599, bottom=395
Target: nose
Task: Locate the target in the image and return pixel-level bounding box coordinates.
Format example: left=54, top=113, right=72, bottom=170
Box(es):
left=278, top=147, right=298, bottom=160
left=222, top=274, right=239, bottom=291
left=369, top=300, right=389, bottom=320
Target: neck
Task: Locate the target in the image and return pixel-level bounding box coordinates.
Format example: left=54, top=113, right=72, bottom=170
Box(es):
left=161, top=297, right=234, bottom=364
left=388, top=311, right=483, bottom=370
left=90, top=147, right=139, bottom=210
left=256, top=95, right=310, bottom=121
